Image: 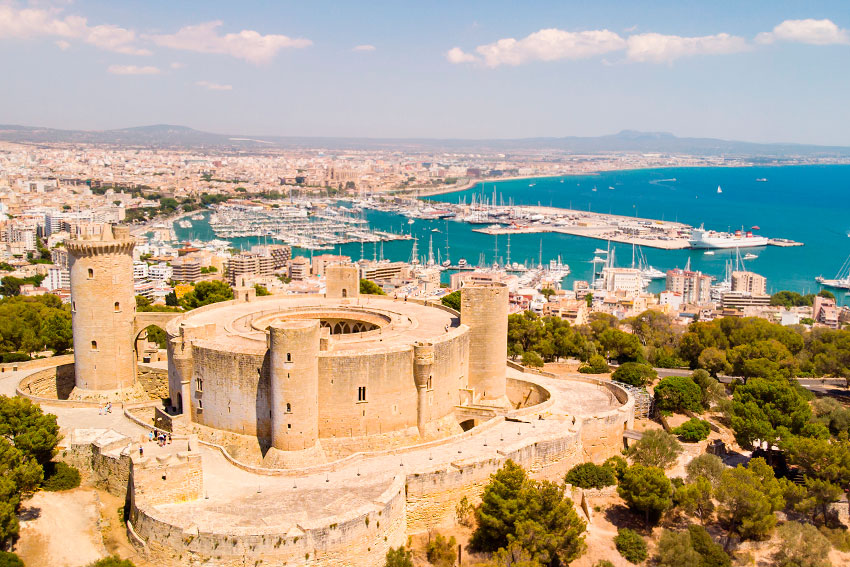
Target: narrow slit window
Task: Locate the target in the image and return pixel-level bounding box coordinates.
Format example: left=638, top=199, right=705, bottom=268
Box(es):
left=91, top=340, right=97, bottom=350
left=88, top=268, right=94, bottom=279
left=114, top=301, right=120, bottom=312
left=357, top=386, right=366, bottom=402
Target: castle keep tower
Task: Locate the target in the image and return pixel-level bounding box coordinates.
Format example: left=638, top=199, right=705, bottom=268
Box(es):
left=460, top=281, right=509, bottom=407
left=325, top=263, right=359, bottom=299
left=66, top=225, right=137, bottom=396
left=413, top=342, right=435, bottom=436
left=268, top=320, right=321, bottom=452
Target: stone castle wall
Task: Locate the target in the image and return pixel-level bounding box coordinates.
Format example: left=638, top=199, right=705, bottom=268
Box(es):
left=129, top=475, right=407, bottom=567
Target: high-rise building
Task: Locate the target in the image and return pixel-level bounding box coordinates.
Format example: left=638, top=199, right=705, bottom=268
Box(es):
left=731, top=271, right=767, bottom=295
left=227, top=252, right=273, bottom=285
left=172, top=257, right=202, bottom=283
left=601, top=267, right=643, bottom=294
left=666, top=268, right=712, bottom=305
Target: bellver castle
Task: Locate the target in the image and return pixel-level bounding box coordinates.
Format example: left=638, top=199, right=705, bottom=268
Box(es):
left=15, top=224, right=635, bottom=567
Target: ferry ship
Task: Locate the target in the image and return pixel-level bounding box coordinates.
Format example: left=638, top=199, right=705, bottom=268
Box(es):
left=688, top=225, right=769, bottom=249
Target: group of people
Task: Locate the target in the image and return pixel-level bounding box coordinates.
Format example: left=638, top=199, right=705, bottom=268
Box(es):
left=149, top=428, right=171, bottom=446
left=98, top=401, right=112, bottom=415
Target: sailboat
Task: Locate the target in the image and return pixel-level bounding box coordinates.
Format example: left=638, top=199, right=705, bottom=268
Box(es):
left=717, top=185, right=723, bottom=194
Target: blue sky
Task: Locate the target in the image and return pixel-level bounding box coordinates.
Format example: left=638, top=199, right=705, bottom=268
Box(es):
left=1, top=0, right=849, bottom=144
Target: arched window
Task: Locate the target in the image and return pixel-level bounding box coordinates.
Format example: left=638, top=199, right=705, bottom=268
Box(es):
left=333, top=322, right=344, bottom=335
left=286, top=353, right=292, bottom=362
left=286, top=403, right=291, bottom=413
left=87, top=268, right=94, bottom=279
left=341, top=289, right=348, bottom=298
left=114, top=301, right=120, bottom=312
left=91, top=340, right=97, bottom=351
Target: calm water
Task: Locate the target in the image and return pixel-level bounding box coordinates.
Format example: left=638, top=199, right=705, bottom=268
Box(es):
left=174, top=165, right=850, bottom=301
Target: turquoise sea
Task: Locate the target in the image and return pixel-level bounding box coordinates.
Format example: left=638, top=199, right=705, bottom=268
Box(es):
left=173, top=165, right=850, bottom=301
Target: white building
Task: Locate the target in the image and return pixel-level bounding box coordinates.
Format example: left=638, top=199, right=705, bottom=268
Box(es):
left=45, top=266, right=70, bottom=291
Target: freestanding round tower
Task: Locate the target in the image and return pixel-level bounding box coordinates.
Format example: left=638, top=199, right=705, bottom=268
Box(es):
left=66, top=225, right=137, bottom=397
left=460, top=281, right=509, bottom=407
left=268, top=320, right=321, bottom=452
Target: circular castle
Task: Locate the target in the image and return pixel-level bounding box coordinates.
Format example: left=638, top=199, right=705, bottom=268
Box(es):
left=22, top=225, right=635, bottom=567
left=164, top=263, right=512, bottom=466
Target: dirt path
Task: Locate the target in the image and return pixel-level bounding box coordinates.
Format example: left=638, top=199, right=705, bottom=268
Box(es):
left=15, top=489, right=106, bottom=567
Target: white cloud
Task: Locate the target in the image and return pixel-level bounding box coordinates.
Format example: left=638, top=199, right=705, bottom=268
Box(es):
left=108, top=64, right=160, bottom=75
left=446, top=47, right=479, bottom=64
left=353, top=44, right=375, bottom=52
left=756, top=19, right=850, bottom=45
left=626, top=32, right=748, bottom=63
left=150, top=21, right=311, bottom=64
left=170, top=62, right=185, bottom=69
left=55, top=39, right=70, bottom=50
left=0, top=4, right=147, bottom=54
left=471, top=28, right=627, bottom=67
left=196, top=80, right=232, bottom=91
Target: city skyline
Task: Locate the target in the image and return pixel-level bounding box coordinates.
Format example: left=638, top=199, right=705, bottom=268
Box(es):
left=1, top=1, right=849, bottom=144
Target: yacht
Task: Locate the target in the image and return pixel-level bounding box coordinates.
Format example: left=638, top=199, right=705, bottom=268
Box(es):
left=688, top=225, right=769, bottom=249
left=816, top=254, right=850, bottom=290
left=717, top=185, right=723, bottom=194
left=743, top=253, right=758, bottom=260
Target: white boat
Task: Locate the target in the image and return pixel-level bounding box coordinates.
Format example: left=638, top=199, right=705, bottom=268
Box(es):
left=407, top=219, right=415, bottom=224
left=717, top=185, right=722, bottom=194
left=816, top=254, right=850, bottom=290
left=688, top=225, right=769, bottom=249
left=756, top=178, right=768, bottom=182
left=743, top=253, right=758, bottom=260
left=457, top=258, right=467, bottom=267
left=704, top=251, right=715, bottom=255
left=594, top=248, right=608, bottom=254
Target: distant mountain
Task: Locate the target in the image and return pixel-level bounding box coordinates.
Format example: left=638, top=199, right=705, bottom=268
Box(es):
left=0, top=124, right=848, bottom=157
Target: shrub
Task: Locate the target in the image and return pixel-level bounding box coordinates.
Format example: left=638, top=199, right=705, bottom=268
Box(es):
left=615, top=528, right=648, bottom=563
left=819, top=526, right=850, bottom=552
left=42, top=461, right=81, bottom=491
left=384, top=546, right=413, bottom=567
left=426, top=533, right=456, bottom=567
left=0, top=552, right=24, bottom=567
left=612, top=362, right=657, bottom=386
left=673, top=418, right=711, bottom=443
left=0, top=352, right=31, bottom=363
left=686, top=453, right=725, bottom=484
left=86, top=558, right=135, bottom=567
left=654, top=376, right=703, bottom=413
left=603, top=455, right=628, bottom=480
left=565, top=462, right=617, bottom=489
left=521, top=351, right=544, bottom=368
left=579, top=354, right=610, bottom=374
left=455, top=496, right=474, bottom=527
left=593, top=562, right=615, bottom=567
left=688, top=525, right=731, bottom=567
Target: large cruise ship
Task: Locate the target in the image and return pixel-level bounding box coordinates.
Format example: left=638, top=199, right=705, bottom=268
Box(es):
left=688, top=225, right=769, bottom=249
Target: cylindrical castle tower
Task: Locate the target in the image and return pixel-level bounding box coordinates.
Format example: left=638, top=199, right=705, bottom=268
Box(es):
left=66, top=225, right=137, bottom=396
left=268, top=320, right=320, bottom=451
left=460, top=281, right=509, bottom=407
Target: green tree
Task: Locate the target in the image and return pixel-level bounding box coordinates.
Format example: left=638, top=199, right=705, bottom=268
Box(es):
left=441, top=290, right=461, bottom=311
left=715, top=458, right=786, bottom=546
left=179, top=280, right=233, bottom=310
left=511, top=480, right=587, bottom=566
left=771, top=521, right=831, bottom=567
left=611, top=362, right=656, bottom=387
left=617, top=465, right=673, bottom=525
left=471, top=460, right=527, bottom=552
left=253, top=284, right=271, bottom=296
left=673, top=418, right=711, bottom=443
left=686, top=453, right=725, bottom=485
left=654, top=376, right=703, bottom=413
left=687, top=525, right=731, bottom=567
left=655, top=530, right=701, bottom=567
left=0, top=395, right=60, bottom=468
left=597, top=328, right=644, bottom=364
left=521, top=351, right=544, bottom=368
left=384, top=546, right=413, bottom=567
left=614, top=528, right=647, bottom=564
left=698, top=347, right=731, bottom=377
left=565, top=463, right=617, bottom=489
left=360, top=279, right=386, bottom=295
left=674, top=476, right=714, bottom=524
left=729, top=377, right=811, bottom=450
left=479, top=541, right=541, bottom=567
left=625, top=430, right=682, bottom=469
